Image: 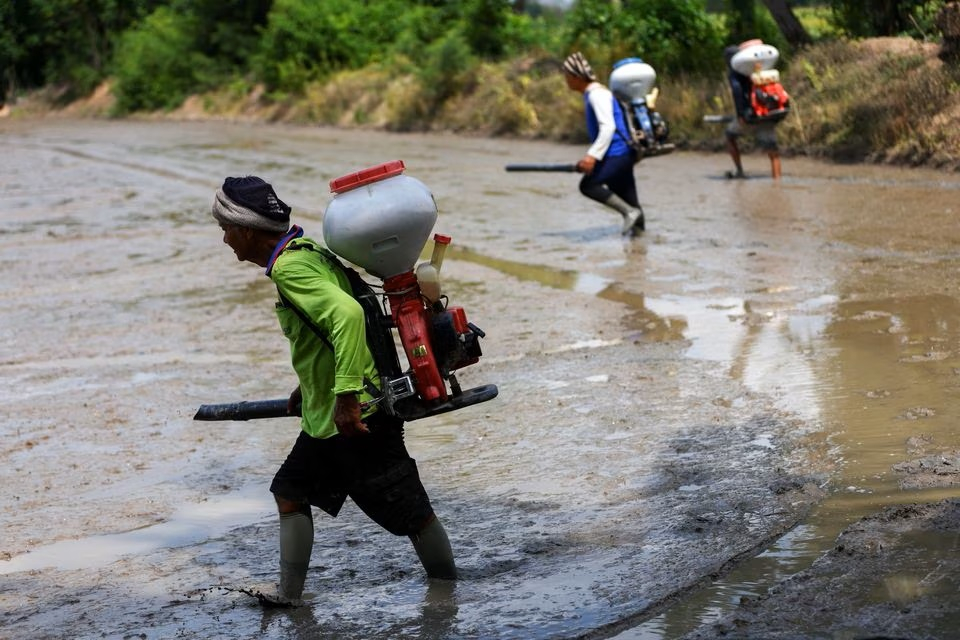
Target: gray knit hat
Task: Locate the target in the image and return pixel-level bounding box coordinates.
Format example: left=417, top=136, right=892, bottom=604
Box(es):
left=211, top=176, right=291, bottom=233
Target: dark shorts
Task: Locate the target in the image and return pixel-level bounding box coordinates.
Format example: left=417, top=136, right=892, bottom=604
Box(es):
left=270, top=412, right=435, bottom=536
left=726, top=119, right=779, bottom=151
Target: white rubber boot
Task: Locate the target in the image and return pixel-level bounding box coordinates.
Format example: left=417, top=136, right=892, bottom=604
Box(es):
left=603, top=194, right=645, bottom=235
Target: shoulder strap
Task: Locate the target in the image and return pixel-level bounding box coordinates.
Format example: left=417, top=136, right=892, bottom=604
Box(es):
left=276, top=287, right=335, bottom=352
left=610, top=96, right=639, bottom=147
left=277, top=240, right=403, bottom=382
left=274, top=239, right=340, bottom=351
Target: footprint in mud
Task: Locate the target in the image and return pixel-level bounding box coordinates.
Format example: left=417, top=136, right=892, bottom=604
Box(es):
left=187, top=585, right=299, bottom=609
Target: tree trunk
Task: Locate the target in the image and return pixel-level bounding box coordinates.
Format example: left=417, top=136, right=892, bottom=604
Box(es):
left=760, top=0, right=813, bottom=47
left=938, top=1, right=960, bottom=63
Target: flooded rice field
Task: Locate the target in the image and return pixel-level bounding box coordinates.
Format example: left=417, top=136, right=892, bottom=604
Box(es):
left=1, top=118, right=959, bottom=639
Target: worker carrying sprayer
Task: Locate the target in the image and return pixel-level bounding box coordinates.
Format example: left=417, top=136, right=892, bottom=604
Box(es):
left=202, top=161, right=497, bottom=607
left=505, top=52, right=672, bottom=237
left=562, top=51, right=645, bottom=236
left=722, top=39, right=790, bottom=180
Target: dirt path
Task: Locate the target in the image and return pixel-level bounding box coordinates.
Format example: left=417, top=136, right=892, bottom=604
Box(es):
left=1, top=118, right=959, bottom=639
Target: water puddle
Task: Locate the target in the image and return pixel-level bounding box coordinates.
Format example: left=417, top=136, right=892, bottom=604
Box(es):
left=447, top=245, right=611, bottom=296
left=6, top=234, right=946, bottom=633
left=611, top=291, right=960, bottom=638
left=446, top=243, right=960, bottom=637
left=0, top=484, right=272, bottom=575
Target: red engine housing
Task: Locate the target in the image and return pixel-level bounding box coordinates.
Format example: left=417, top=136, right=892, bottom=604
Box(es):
left=383, top=271, right=484, bottom=404
left=384, top=271, right=447, bottom=402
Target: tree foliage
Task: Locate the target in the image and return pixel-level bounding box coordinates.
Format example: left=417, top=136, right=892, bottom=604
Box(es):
left=723, top=0, right=789, bottom=53
left=112, top=0, right=272, bottom=111
left=112, top=7, right=217, bottom=112
left=565, top=0, right=725, bottom=75
left=5, top=0, right=948, bottom=113
left=760, top=0, right=811, bottom=47
left=0, top=0, right=161, bottom=102
left=462, top=0, right=512, bottom=58
left=828, top=0, right=941, bottom=38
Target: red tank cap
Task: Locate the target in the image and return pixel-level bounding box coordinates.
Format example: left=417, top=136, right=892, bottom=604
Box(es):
left=433, top=234, right=452, bottom=244
left=330, top=160, right=406, bottom=194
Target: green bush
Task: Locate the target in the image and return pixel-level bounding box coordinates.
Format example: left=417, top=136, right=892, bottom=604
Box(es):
left=254, top=0, right=413, bottom=92
left=499, top=9, right=567, bottom=57
left=112, top=7, right=216, bottom=113
left=417, top=30, right=477, bottom=105
left=386, top=5, right=446, bottom=70
left=794, top=5, right=842, bottom=40
left=461, top=0, right=511, bottom=58
left=564, top=0, right=725, bottom=77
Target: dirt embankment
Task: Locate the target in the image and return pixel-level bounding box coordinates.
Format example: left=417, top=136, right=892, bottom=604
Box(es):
left=7, top=37, right=960, bottom=171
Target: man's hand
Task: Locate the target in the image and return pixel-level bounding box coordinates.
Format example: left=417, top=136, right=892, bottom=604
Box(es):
left=576, top=155, right=597, bottom=175
left=334, top=393, right=369, bottom=437
left=287, top=386, right=302, bottom=415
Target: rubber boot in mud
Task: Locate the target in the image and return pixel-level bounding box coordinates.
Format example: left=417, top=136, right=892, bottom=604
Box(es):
left=410, top=516, right=457, bottom=580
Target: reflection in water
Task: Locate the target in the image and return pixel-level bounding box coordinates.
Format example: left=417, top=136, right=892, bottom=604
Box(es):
left=448, top=244, right=688, bottom=343
left=618, top=292, right=960, bottom=638
left=448, top=244, right=594, bottom=293
left=445, top=229, right=865, bottom=639
left=598, top=285, right=687, bottom=342
left=417, top=579, right=460, bottom=640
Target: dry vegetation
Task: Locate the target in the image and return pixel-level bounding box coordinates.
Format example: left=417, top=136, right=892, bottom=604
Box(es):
left=13, top=37, right=960, bottom=170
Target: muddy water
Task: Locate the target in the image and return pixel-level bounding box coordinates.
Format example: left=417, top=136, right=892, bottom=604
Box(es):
left=1, top=118, right=959, bottom=639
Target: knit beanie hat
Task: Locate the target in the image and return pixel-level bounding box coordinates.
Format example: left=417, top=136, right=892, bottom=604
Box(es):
left=211, top=176, right=291, bottom=233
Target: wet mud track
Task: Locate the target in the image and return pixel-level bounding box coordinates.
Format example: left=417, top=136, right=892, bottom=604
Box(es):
left=684, top=499, right=960, bottom=639
left=1, top=119, right=959, bottom=638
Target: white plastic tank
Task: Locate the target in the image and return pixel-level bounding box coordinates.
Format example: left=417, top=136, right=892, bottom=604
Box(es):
left=730, top=39, right=780, bottom=76
left=609, top=57, right=657, bottom=104
left=323, top=160, right=438, bottom=280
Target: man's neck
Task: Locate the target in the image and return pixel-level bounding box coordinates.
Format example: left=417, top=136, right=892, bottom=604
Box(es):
left=264, top=225, right=304, bottom=274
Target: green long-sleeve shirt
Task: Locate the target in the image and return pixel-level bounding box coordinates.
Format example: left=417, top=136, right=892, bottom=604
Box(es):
left=269, top=234, right=380, bottom=439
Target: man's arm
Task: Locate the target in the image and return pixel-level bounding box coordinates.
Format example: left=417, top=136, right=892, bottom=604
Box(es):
left=585, top=86, right=617, bottom=160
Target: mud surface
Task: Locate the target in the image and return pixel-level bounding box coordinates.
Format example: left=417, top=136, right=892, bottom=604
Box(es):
left=683, top=499, right=960, bottom=640
left=1, top=119, right=959, bottom=639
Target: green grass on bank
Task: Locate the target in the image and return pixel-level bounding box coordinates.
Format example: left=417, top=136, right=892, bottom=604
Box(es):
left=189, top=37, right=960, bottom=169
left=15, top=37, right=960, bottom=171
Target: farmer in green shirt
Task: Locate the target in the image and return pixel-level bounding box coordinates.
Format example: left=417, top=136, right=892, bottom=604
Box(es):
left=211, top=176, right=456, bottom=606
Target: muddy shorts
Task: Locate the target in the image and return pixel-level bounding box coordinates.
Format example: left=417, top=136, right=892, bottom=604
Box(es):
left=270, top=411, right=435, bottom=536
left=726, top=118, right=779, bottom=151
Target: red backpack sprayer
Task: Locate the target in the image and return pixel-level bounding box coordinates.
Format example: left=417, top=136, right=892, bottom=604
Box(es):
left=703, top=39, right=791, bottom=125
left=195, top=160, right=498, bottom=422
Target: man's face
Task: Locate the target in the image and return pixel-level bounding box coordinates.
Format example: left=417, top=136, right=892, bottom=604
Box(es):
left=220, top=222, right=255, bottom=263
left=564, top=72, right=583, bottom=92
